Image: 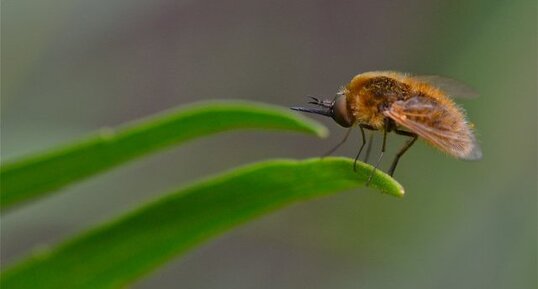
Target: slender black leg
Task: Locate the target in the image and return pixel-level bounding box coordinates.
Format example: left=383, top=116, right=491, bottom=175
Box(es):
left=322, top=128, right=352, bottom=157
left=353, top=126, right=367, bottom=172
left=367, top=123, right=388, bottom=185
left=388, top=130, right=418, bottom=176
left=363, top=132, right=374, bottom=163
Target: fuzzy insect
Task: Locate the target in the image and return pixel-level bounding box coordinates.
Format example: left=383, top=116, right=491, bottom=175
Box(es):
left=291, top=71, right=482, bottom=181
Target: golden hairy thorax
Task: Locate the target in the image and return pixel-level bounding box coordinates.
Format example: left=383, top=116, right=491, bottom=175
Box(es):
left=343, top=71, right=463, bottom=129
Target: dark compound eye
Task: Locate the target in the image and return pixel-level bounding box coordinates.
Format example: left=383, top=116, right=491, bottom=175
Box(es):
left=290, top=95, right=354, bottom=127
left=332, top=95, right=354, bottom=127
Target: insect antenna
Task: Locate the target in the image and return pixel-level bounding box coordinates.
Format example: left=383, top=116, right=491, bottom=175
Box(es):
left=307, top=96, right=333, bottom=108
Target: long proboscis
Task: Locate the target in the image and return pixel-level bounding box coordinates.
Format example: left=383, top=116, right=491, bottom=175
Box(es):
left=290, top=106, right=332, bottom=117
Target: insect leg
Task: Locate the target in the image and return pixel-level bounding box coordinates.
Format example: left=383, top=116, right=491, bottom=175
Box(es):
left=388, top=130, right=418, bottom=176
left=366, top=123, right=388, bottom=185
left=362, top=132, right=374, bottom=163
left=353, top=126, right=367, bottom=172
left=353, top=125, right=377, bottom=171
left=322, top=128, right=352, bottom=157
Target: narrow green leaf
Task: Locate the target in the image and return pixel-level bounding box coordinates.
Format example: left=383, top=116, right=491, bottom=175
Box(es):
left=0, top=157, right=403, bottom=289
left=0, top=101, right=327, bottom=210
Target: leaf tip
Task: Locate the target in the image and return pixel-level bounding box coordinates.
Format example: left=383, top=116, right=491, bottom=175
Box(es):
left=314, top=125, right=329, bottom=138
left=395, top=186, right=406, bottom=198
left=376, top=175, right=405, bottom=198
left=289, top=111, right=329, bottom=138
left=342, top=158, right=405, bottom=198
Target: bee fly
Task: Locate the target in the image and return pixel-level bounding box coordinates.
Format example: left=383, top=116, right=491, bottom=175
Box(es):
left=291, top=71, right=482, bottom=182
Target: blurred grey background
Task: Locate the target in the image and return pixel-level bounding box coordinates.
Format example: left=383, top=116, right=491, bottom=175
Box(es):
left=1, top=0, right=536, bottom=288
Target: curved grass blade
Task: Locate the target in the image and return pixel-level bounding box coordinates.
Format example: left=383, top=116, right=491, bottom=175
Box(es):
left=0, top=101, right=327, bottom=210
left=0, top=157, right=403, bottom=289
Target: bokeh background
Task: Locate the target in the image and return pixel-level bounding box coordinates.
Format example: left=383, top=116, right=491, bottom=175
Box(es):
left=1, top=0, right=536, bottom=288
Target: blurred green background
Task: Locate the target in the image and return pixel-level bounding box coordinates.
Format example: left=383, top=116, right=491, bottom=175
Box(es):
left=1, top=0, right=536, bottom=288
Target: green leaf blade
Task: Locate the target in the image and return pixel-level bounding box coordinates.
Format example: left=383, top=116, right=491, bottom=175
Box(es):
left=0, top=101, right=327, bottom=210
left=0, top=157, right=403, bottom=289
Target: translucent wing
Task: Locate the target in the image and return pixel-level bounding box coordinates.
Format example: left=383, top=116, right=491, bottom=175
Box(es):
left=384, top=96, right=482, bottom=160
left=414, top=75, right=479, bottom=99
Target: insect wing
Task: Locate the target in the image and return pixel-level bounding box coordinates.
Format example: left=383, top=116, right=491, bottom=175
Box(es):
left=384, top=97, right=482, bottom=160
left=414, top=75, right=479, bottom=99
